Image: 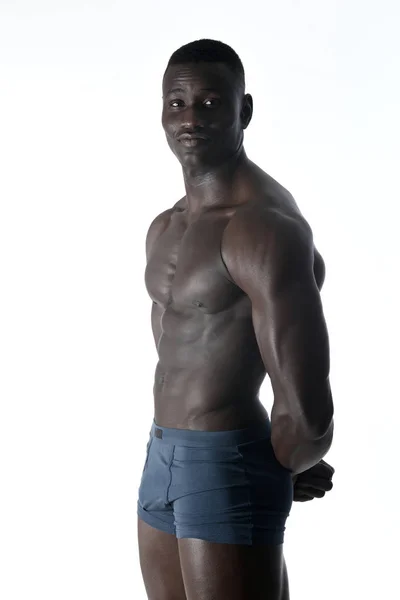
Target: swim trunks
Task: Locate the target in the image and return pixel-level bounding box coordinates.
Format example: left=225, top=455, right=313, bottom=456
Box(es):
left=137, top=418, right=293, bottom=545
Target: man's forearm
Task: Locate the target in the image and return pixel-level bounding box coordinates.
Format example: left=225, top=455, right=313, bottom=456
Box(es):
left=271, top=416, right=334, bottom=476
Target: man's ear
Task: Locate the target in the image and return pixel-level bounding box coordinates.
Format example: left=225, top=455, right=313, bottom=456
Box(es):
left=241, top=94, right=253, bottom=129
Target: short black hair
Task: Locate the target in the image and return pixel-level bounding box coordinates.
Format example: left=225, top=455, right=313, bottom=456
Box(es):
left=165, top=38, right=245, bottom=90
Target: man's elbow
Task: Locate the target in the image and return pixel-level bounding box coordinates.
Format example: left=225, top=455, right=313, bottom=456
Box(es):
left=312, top=412, right=334, bottom=441
left=298, top=384, right=334, bottom=440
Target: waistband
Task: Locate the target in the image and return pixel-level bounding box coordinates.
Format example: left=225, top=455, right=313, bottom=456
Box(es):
left=149, top=418, right=271, bottom=447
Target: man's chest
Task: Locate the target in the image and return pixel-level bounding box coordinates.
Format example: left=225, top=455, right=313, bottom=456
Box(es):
left=145, top=211, right=243, bottom=313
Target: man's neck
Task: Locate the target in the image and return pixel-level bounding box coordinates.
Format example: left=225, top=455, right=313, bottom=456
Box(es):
left=182, top=146, right=249, bottom=214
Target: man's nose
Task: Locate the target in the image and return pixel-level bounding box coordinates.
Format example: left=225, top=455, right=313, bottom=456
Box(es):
left=180, top=104, right=207, bottom=130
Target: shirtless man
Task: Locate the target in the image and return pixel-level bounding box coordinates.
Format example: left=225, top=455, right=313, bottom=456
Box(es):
left=137, top=39, right=335, bottom=600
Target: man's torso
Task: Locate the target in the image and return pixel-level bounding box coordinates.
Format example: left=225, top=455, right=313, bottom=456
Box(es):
left=145, top=165, right=325, bottom=431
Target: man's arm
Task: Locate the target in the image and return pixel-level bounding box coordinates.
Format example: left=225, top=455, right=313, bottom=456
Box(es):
left=221, top=207, right=334, bottom=475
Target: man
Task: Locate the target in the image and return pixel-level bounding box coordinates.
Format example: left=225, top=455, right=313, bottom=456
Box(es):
left=137, top=39, right=335, bottom=600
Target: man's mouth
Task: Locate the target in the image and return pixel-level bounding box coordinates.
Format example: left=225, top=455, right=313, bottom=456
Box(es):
left=177, top=133, right=210, bottom=147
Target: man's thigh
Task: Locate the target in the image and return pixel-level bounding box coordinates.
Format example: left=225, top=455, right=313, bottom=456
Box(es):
left=138, top=517, right=187, bottom=600
left=177, top=537, right=288, bottom=600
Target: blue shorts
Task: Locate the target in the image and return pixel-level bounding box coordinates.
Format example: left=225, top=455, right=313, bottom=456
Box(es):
left=137, top=418, right=293, bottom=545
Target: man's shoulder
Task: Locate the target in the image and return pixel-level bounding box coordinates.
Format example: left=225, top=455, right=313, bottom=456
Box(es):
left=173, top=196, right=186, bottom=210
left=221, top=170, right=316, bottom=276
left=145, top=197, right=187, bottom=260
left=147, top=197, right=184, bottom=232
left=145, top=203, right=177, bottom=261
left=233, top=164, right=302, bottom=223
left=232, top=188, right=311, bottom=245
left=221, top=190, right=315, bottom=293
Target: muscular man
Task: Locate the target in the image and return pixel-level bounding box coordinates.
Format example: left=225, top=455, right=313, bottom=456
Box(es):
left=137, top=39, right=335, bottom=600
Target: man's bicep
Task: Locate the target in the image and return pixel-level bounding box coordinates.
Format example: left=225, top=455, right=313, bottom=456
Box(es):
left=252, top=273, right=330, bottom=391
left=253, top=272, right=332, bottom=434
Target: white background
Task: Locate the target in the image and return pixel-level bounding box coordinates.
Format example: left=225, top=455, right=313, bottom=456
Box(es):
left=1, top=1, right=399, bottom=598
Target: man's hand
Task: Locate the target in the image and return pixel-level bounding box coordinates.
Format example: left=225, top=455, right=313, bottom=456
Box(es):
left=292, top=459, right=335, bottom=502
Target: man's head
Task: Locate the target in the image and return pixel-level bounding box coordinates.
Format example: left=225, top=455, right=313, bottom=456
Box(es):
left=162, top=39, right=253, bottom=171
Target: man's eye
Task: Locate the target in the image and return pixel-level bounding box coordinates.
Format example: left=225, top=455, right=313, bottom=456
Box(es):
left=204, top=98, right=220, bottom=107
left=170, top=100, right=183, bottom=108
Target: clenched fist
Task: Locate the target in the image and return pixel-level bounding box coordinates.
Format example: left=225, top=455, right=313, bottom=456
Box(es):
left=292, top=459, right=335, bottom=502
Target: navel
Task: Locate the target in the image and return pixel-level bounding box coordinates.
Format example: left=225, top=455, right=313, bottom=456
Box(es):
left=193, top=300, right=204, bottom=308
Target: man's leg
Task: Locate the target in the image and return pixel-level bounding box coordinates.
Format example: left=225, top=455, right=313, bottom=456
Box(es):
left=281, top=555, right=290, bottom=600
left=137, top=423, right=186, bottom=599
left=138, top=517, right=187, bottom=600
left=167, top=422, right=292, bottom=599
left=177, top=537, right=287, bottom=600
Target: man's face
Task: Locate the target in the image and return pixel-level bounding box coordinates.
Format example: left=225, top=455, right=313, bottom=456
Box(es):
left=162, top=62, right=249, bottom=170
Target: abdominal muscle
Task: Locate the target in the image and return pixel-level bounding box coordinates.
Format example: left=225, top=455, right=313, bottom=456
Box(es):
left=152, top=310, right=270, bottom=432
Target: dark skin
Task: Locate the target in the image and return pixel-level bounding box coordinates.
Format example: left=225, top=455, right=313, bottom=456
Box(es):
left=138, top=61, right=334, bottom=600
